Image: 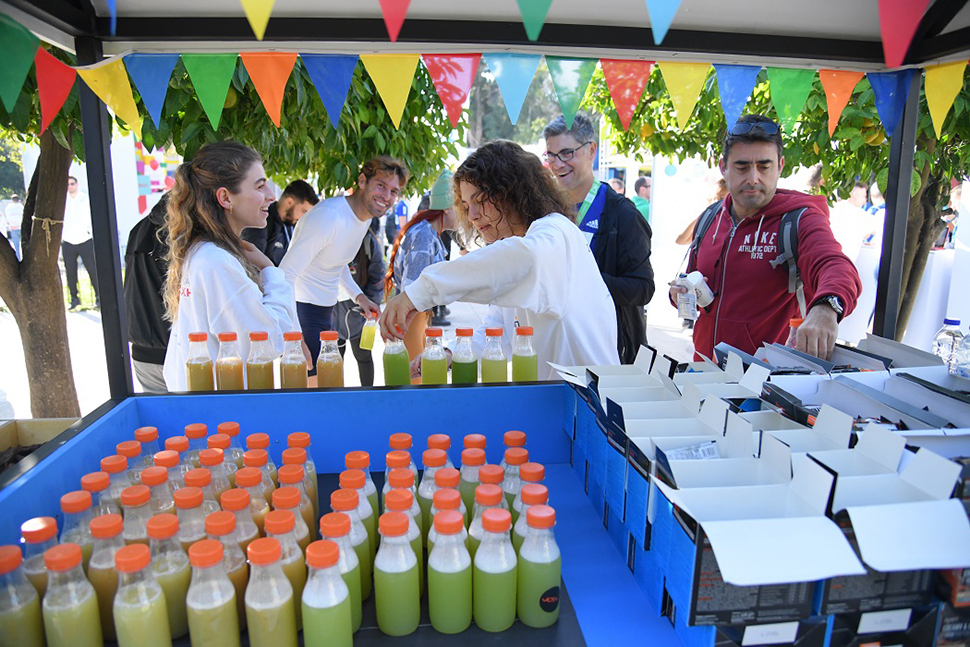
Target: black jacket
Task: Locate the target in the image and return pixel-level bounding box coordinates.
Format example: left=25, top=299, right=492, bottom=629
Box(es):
left=242, top=202, right=293, bottom=267
left=592, top=185, right=656, bottom=364
left=124, top=195, right=171, bottom=365
left=334, top=227, right=385, bottom=340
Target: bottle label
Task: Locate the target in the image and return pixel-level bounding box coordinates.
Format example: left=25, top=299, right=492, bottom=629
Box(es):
left=540, top=585, right=561, bottom=612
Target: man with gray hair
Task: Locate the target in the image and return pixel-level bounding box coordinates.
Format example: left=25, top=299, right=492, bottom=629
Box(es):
left=543, top=112, right=655, bottom=363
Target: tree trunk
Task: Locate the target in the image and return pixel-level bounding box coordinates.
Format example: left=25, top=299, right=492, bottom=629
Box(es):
left=0, top=129, right=80, bottom=418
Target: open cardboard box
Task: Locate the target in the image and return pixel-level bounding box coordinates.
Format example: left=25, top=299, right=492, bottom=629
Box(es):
left=807, top=424, right=907, bottom=477
left=680, top=360, right=772, bottom=406
left=763, top=405, right=854, bottom=470
left=838, top=371, right=970, bottom=428
left=857, top=333, right=944, bottom=368
left=738, top=409, right=809, bottom=432
left=0, top=418, right=81, bottom=453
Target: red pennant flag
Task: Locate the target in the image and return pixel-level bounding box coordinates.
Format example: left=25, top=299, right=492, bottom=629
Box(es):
left=379, top=0, right=410, bottom=42
left=819, top=69, right=864, bottom=137
left=35, top=48, right=77, bottom=134
left=601, top=59, right=654, bottom=131
left=422, top=54, right=481, bottom=128
left=878, top=0, right=930, bottom=68
left=240, top=52, right=297, bottom=128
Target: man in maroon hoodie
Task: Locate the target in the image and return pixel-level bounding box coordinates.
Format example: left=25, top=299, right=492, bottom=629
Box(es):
left=671, top=115, right=861, bottom=361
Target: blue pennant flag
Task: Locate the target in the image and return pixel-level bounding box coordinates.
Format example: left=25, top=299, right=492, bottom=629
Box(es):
left=482, top=53, right=542, bottom=125
left=646, top=0, right=682, bottom=45
left=867, top=69, right=918, bottom=139
left=107, top=0, right=117, bottom=35
left=301, top=54, right=359, bottom=130
left=714, top=64, right=762, bottom=130
left=124, top=54, right=179, bottom=129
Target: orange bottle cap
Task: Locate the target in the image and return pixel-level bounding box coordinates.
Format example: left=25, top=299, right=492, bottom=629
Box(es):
left=435, top=467, right=460, bottom=488
left=183, top=468, right=211, bottom=487
left=100, top=454, right=128, bottom=473
left=121, top=485, right=151, bottom=507
left=433, top=510, right=464, bottom=534
left=504, top=430, right=526, bottom=447
left=153, top=450, right=179, bottom=468
left=247, top=537, right=281, bottom=564
left=188, top=332, right=208, bottom=342
left=277, top=464, right=304, bottom=484
left=174, top=487, right=203, bottom=509
left=386, top=450, right=411, bottom=468
left=184, top=423, right=207, bottom=439
left=243, top=449, right=268, bottom=467
left=45, top=543, right=82, bottom=571
left=330, top=489, right=359, bottom=511
left=427, top=434, right=451, bottom=450
left=433, top=488, right=460, bottom=510
left=306, top=540, right=340, bottom=569
left=478, top=465, right=504, bottom=485
left=384, top=489, right=413, bottom=511
left=21, top=517, right=57, bottom=543
left=283, top=331, right=303, bottom=342
left=456, top=328, right=473, bottom=337
left=475, top=483, right=503, bottom=506
left=90, top=514, right=124, bottom=539
left=319, top=330, right=338, bottom=341
left=389, top=433, right=413, bottom=450
left=379, top=512, right=409, bottom=537
left=339, top=469, right=366, bottom=490
left=319, top=512, right=351, bottom=538
left=199, top=448, right=224, bottom=467
left=504, top=447, right=529, bottom=466
left=208, top=433, right=230, bottom=450
left=235, top=467, right=262, bottom=488
left=287, top=432, right=311, bottom=448
left=140, top=466, right=168, bottom=486
left=81, top=471, right=110, bottom=493
left=425, top=327, right=443, bottom=337
left=188, top=539, right=223, bottom=568
left=205, top=511, right=236, bottom=536
left=217, top=332, right=237, bottom=342
left=461, top=448, right=485, bottom=466
left=264, top=509, right=295, bottom=535
left=463, top=434, right=486, bottom=450
left=147, top=513, right=179, bottom=539
left=0, top=545, right=23, bottom=574
left=218, top=421, right=241, bottom=437
left=165, top=436, right=189, bottom=452
left=790, top=318, right=804, bottom=327
left=220, top=489, right=250, bottom=512
left=60, top=490, right=92, bottom=514
left=247, top=433, right=269, bottom=449
left=422, top=448, right=447, bottom=467
left=272, top=487, right=300, bottom=509
left=387, top=468, right=414, bottom=489
left=482, top=508, right=512, bottom=533
left=250, top=331, right=269, bottom=341
left=527, top=504, right=556, bottom=529
left=345, top=451, right=370, bottom=469
left=116, top=440, right=142, bottom=458
left=520, top=462, right=545, bottom=482
left=515, top=326, right=534, bottom=336
left=520, top=483, right=549, bottom=505
left=485, top=327, right=503, bottom=337
left=134, top=426, right=159, bottom=443
left=281, top=447, right=307, bottom=465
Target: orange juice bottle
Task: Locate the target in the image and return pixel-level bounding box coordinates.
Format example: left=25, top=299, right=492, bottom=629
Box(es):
left=0, top=544, right=44, bottom=647
left=81, top=471, right=121, bottom=516
left=220, top=489, right=260, bottom=555
left=59, top=490, right=95, bottom=570
left=140, top=467, right=176, bottom=516
left=42, top=544, right=102, bottom=647
left=246, top=434, right=278, bottom=486
left=163, top=435, right=195, bottom=478
left=116, top=440, right=144, bottom=482
left=21, top=517, right=58, bottom=598
left=316, top=331, right=343, bottom=387
left=186, top=540, right=241, bottom=647
left=199, top=448, right=232, bottom=502
left=185, top=332, right=215, bottom=391
left=278, top=465, right=315, bottom=541
left=217, top=421, right=246, bottom=469
left=245, top=538, right=297, bottom=647
left=184, top=422, right=208, bottom=467
left=244, top=449, right=277, bottom=502
left=205, top=511, right=248, bottom=630
left=427, top=434, right=455, bottom=469
left=271, top=488, right=311, bottom=554
left=235, top=468, right=271, bottom=535
left=146, top=514, right=190, bottom=638
left=216, top=332, right=245, bottom=391
left=183, top=468, right=221, bottom=515
left=207, top=434, right=239, bottom=487
left=88, top=514, right=125, bottom=640
left=153, top=450, right=186, bottom=491
left=264, top=510, right=307, bottom=630
left=246, top=331, right=276, bottom=390
left=120, top=485, right=153, bottom=545
left=173, top=487, right=207, bottom=552
left=113, top=543, right=171, bottom=647
left=280, top=332, right=308, bottom=389
left=100, top=454, right=134, bottom=509
left=134, top=426, right=162, bottom=471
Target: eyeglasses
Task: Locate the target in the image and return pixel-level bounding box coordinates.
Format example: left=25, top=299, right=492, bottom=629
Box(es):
left=729, top=121, right=780, bottom=136
left=543, top=141, right=591, bottom=163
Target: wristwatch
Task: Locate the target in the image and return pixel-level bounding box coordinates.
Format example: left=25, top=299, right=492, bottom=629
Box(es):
left=812, top=295, right=844, bottom=320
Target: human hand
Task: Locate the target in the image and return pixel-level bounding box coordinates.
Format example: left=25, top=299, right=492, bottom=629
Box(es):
left=356, top=294, right=381, bottom=320
left=379, top=292, right=419, bottom=341
left=410, top=353, right=423, bottom=380
left=240, top=240, right=273, bottom=271
left=668, top=280, right=688, bottom=306
left=796, top=304, right=839, bottom=361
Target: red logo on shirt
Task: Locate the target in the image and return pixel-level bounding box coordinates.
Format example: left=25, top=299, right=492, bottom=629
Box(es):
left=180, top=287, right=192, bottom=297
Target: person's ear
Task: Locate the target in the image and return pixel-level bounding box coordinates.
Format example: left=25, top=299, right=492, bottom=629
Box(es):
left=718, top=157, right=727, bottom=175
left=778, top=156, right=785, bottom=173
left=215, top=187, right=233, bottom=210
left=588, top=140, right=598, bottom=159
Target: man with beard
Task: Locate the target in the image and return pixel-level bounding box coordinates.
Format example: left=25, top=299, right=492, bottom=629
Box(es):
left=242, top=179, right=319, bottom=266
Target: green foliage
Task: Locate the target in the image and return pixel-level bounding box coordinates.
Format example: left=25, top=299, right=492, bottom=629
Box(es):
left=0, top=134, right=25, bottom=197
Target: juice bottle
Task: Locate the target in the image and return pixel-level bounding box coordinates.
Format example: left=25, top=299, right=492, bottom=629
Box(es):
left=451, top=328, right=478, bottom=384
left=329, top=489, right=372, bottom=600
left=116, top=440, right=144, bottom=482
left=205, top=511, right=249, bottom=630
left=387, top=437, right=419, bottom=483
left=0, top=545, right=44, bottom=647
left=468, top=484, right=504, bottom=560
left=517, top=505, right=561, bottom=628
left=428, top=510, right=472, bottom=634
left=271, top=488, right=311, bottom=554
left=421, top=327, right=448, bottom=384
left=502, top=447, right=529, bottom=514
left=459, top=447, right=485, bottom=523
left=217, top=421, right=246, bottom=469
left=246, top=434, right=278, bottom=485
left=164, top=435, right=196, bottom=478
left=339, top=469, right=376, bottom=561
left=359, top=316, right=378, bottom=351
left=513, top=484, right=549, bottom=553
left=134, top=426, right=162, bottom=471
left=513, top=462, right=545, bottom=524
left=245, top=538, right=298, bottom=647
left=120, top=485, right=153, bottom=545
left=183, top=468, right=221, bottom=515
left=383, top=490, right=424, bottom=596
left=236, top=468, right=270, bottom=534
left=473, top=508, right=517, bottom=632
left=480, top=327, right=508, bottom=383
left=316, top=330, right=344, bottom=387
left=220, top=489, right=260, bottom=555
left=185, top=332, right=215, bottom=391
left=216, top=332, right=245, bottom=391
left=433, top=468, right=465, bottom=523
left=280, top=331, right=309, bottom=389
left=244, top=449, right=277, bottom=502
left=302, top=540, right=353, bottom=647
left=278, top=465, right=315, bottom=540
left=21, top=517, right=57, bottom=597
left=382, top=458, right=414, bottom=508
left=153, top=450, right=186, bottom=491
left=146, top=514, right=190, bottom=638
left=184, top=422, right=208, bottom=468
left=112, top=544, right=171, bottom=647
left=511, top=326, right=539, bottom=382
left=246, top=331, right=277, bottom=390
left=59, top=490, right=95, bottom=570
left=417, top=448, right=447, bottom=539
left=282, top=445, right=318, bottom=528
left=140, top=467, right=176, bottom=516
left=101, top=454, right=134, bottom=509
left=87, top=514, right=124, bottom=640
left=478, top=465, right=511, bottom=511
left=373, top=512, right=419, bottom=636
left=427, top=433, right=455, bottom=468
left=345, top=451, right=379, bottom=516
left=384, top=469, right=421, bottom=538
left=500, top=430, right=526, bottom=470
left=264, top=510, right=307, bottom=630
left=427, top=489, right=467, bottom=551
left=199, top=449, right=233, bottom=502
left=173, top=487, right=208, bottom=552
left=318, top=513, right=362, bottom=632
left=207, top=434, right=239, bottom=487
left=464, top=433, right=487, bottom=451
left=81, top=471, right=121, bottom=517
left=186, top=540, right=241, bottom=647
left=41, top=543, right=102, bottom=647
left=383, top=337, right=411, bottom=386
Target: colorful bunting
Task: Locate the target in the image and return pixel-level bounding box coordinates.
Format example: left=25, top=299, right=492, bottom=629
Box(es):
left=240, top=0, right=276, bottom=40
left=379, top=0, right=410, bottom=42
left=422, top=54, right=481, bottom=129
left=359, top=54, right=419, bottom=129
left=482, top=53, right=542, bottom=125
left=77, top=58, right=143, bottom=137
left=301, top=54, right=359, bottom=130
left=546, top=57, right=597, bottom=128
left=868, top=68, right=918, bottom=139
left=767, top=67, right=816, bottom=136
left=181, top=54, right=238, bottom=130
left=240, top=52, right=297, bottom=128
left=878, top=0, right=930, bottom=69
left=601, top=59, right=654, bottom=131
left=517, top=0, right=553, bottom=41
left=646, top=0, right=682, bottom=45
left=657, top=61, right=709, bottom=129
left=124, top=54, right=179, bottom=128
left=0, top=15, right=40, bottom=112
left=34, top=48, right=77, bottom=134
left=925, top=60, right=968, bottom=138
left=714, top=64, right=761, bottom=130
left=819, top=69, right=864, bottom=136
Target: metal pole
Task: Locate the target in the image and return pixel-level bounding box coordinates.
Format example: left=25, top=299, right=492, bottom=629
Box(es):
left=75, top=36, right=134, bottom=399
left=873, top=71, right=921, bottom=340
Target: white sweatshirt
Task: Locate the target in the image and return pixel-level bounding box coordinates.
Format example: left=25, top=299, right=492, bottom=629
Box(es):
left=163, top=242, right=300, bottom=391
left=279, top=196, right=368, bottom=306
left=405, top=213, right=620, bottom=379
left=62, top=191, right=93, bottom=245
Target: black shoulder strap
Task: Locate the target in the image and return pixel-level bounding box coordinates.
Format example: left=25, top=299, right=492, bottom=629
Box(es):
left=769, top=207, right=808, bottom=316
left=688, top=199, right=723, bottom=270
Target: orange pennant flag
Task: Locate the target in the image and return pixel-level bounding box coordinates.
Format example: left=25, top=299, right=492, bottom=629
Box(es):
left=240, top=52, right=297, bottom=127
left=819, top=69, right=865, bottom=136
left=601, top=59, right=654, bottom=131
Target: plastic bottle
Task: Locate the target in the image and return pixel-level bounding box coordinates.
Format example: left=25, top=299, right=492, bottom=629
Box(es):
left=186, top=540, right=241, bottom=647
left=42, top=543, right=102, bottom=647
left=428, top=510, right=472, bottom=634
left=383, top=457, right=415, bottom=506
left=116, top=440, right=144, bottom=482
left=953, top=334, right=970, bottom=378
left=502, top=447, right=529, bottom=513
left=427, top=434, right=455, bottom=468
left=141, top=466, right=176, bottom=516
left=451, top=327, right=478, bottom=384
left=217, top=421, right=246, bottom=469
left=272, top=487, right=311, bottom=553
left=264, top=510, right=307, bottom=630
left=20, top=517, right=57, bottom=598
left=383, top=489, right=423, bottom=595
left=216, top=332, right=245, bottom=390
left=112, top=544, right=171, bottom=647
left=329, top=489, right=372, bottom=600
left=785, top=318, right=803, bottom=349
left=421, top=327, right=448, bottom=384
left=302, top=540, right=353, bottom=647
left=153, top=450, right=186, bottom=492
left=164, top=435, right=196, bottom=477
left=932, top=318, right=965, bottom=372
left=389, top=433, right=419, bottom=478
left=134, top=426, right=163, bottom=471
left=468, top=484, right=505, bottom=560
left=0, top=544, right=44, bottom=647
left=513, top=484, right=550, bottom=553
left=383, top=469, right=420, bottom=536
left=205, top=511, right=248, bottom=630
left=512, top=463, right=547, bottom=531
left=183, top=468, right=221, bottom=515
left=427, top=488, right=468, bottom=551
left=417, top=448, right=447, bottom=538
left=373, top=512, right=420, bottom=636
left=87, top=514, right=124, bottom=640
left=146, top=514, right=190, bottom=638
left=59, top=490, right=95, bottom=569
left=463, top=434, right=487, bottom=451
left=481, top=327, right=508, bottom=383
left=100, top=454, right=134, bottom=509
left=184, top=423, right=208, bottom=468
left=339, top=469, right=376, bottom=561
left=287, top=433, right=318, bottom=497
left=173, top=487, right=208, bottom=551
left=318, top=513, right=362, bottom=633
left=247, top=331, right=276, bottom=390
left=316, top=331, right=344, bottom=387
left=511, top=326, right=538, bottom=382
left=81, top=471, right=121, bottom=517
left=220, top=489, right=260, bottom=555
left=477, top=465, right=510, bottom=512
left=432, top=469, right=468, bottom=524
left=246, top=434, right=278, bottom=486
left=243, top=450, right=277, bottom=502
left=199, top=448, right=232, bottom=502
left=360, top=316, right=378, bottom=352
left=185, top=332, right=215, bottom=391
left=282, top=445, right=318, bottom=528
left=245, top=538, right=297, bottom=647
left=344, top=451, right=379, bottom=516
left=500, top=430, right=526, bottom=471
left=459, top=447, right=486, bottom=522
left=517, top=504, right=561, bottom=628
left=207, top=434, right=239, bottom=487
left=383, top=335, right=411, bottom=386
left=120, top=485, right=153, bottom=545
left=280, top=331, right=308, bottom=389
left=278, top=465, right=315, bottom=540
left=235, top=468, right=270, bottom=535
left=473, top=508, right=517, bottom=632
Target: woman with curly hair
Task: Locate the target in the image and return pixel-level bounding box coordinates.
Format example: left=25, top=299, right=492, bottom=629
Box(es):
left=161, top=141, right=301, bottom=391
left=379, top=140, right=619, bottom=379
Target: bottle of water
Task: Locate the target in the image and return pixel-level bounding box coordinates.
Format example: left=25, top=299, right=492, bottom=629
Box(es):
left=952, top=334, right=970, bottom=379
left=932, top=318, right=964, bottom=372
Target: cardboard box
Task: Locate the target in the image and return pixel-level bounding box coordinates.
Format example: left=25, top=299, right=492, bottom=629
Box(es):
left=826, top=605, right=942, bottom=647
left=0, top=418, right=81, bottom=453
left=763, top=405, right=854, bottom=469
left=808, top=424, right=907, bottom=477
left=857, top=333, right=944, bottom=369
left=840, top=371, right=970, bottom=428
left=657, top=426, right=792, bottom=490
left=936, top=602, right=970, bottom=646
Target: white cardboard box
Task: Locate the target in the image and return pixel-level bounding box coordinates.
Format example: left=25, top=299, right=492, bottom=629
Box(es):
left=807, top=424, right=907, bottom=477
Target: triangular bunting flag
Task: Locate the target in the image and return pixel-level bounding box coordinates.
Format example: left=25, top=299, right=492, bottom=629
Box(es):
left=868, top=69, right=918, bottom=139
left=240, top=52, right=297, bottom=128
left=925, top=60, right=968, bottom=138
left=240, top=0, right=276, bottom=40
left=482, top=53, right=542, bottom=125
left=78, top=58, right=143, bottom=138
left=124, top=53, right=179, bottom=128
left=301, top=54, right=358, bottom=130
left=657, top=61, right=709, bottom=129
left=34, top=48, right=77, bottom=134
left=767, top=67, right=816, bottom=136
left=878, top=0, right=931, bottom=69
left=181, top=54, right=238, bottom=130
left=379, top=0, right=410, bottom=42
left=819, top=69, right=864, bottom=136
left=359, top=54, right=420, bottom=129
left=714, top=64, right=761, bottom=130
left=0, top=15, right=40, bottom=112
left=107, top=0, right=117, bottom=35
left=601, top=59, right=654, bottom=131
left=517, top=0, right=553, bottom=41
left=646, top=0, right=682, bottom=45
left=546, top=57, right=597, bottom=128
left=422, top=54, right=481, bottom=129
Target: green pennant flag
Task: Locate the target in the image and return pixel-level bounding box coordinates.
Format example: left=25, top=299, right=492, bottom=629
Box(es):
left=517, top=0, right=553, bottom=41
left=0, top=15, right=40, bottom=112
left=181, top=54, right=238, bottom=130
left=767, top=67, right=817, bottom=136
left=546, top=57, right=598, bottom=129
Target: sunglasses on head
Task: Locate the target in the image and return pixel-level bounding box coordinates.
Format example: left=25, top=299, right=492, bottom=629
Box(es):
left=729, top=121, right=780, bottom=136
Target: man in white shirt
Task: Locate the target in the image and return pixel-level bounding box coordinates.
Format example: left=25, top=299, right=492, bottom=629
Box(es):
left=3, top=194, right=23, bottom=261
left=281, top=156, right=408, bottom=380
left=62, top=176, right=100, bottom=310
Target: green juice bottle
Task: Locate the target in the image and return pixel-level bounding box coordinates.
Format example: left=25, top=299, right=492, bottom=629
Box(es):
left=481, top=327, right=508, bottom=383
left=428, top=510, right=472, bottom=634
left=383, top=338, right=411, bottom=386
left=513, top=484, right=549, bottom=553
left=451, top=328, right=478, bottom=384
left=384, top=489, right=425, bottom=597
left=417, top=449, right=447, bottom=540
left=330, top=490, right=372, bottom=601
left=511, top=326, right=539, bottom=381
left=512, top=463, right=546, bottom=531
left=185, top=540, right=242, bottom=647
left=244, top=538, right=298, bottom=647
left=427, top=488, right=468, bottom=552
left=459, top=447, right=486, bottom=524
left=344, top=451, right=380, bottom=521
left=374, top=513, right=420, bottom=636
left=147, top=514, right=191, bottom=639
left=340, top=469, right=377, bottom=562
left=472, top=508, right=517, bottom=632
left=468, top=484, right=505, bottom=562
left=421, top=327, right=448, bottom=384
left=302, top=541, right=353, bottom=647
left=502, top=447, right=529, bottom=519
left=319, top=513, right=363, bottom=633
left=517, top=505, right=562, bottom=628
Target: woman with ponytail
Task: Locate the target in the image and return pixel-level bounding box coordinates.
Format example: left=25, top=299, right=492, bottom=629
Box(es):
left=161, top=141, right=301, bottom=391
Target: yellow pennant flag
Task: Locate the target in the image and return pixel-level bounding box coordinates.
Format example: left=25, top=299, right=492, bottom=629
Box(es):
left=360, top=54, right=420, bottom=129
left=657, top=61, right=711, bottom=129
left=925, top=60, right=967, bottom=138
left=240, top=0, right=276, bottom=40
left=77, top=58, right=142, bottom=138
